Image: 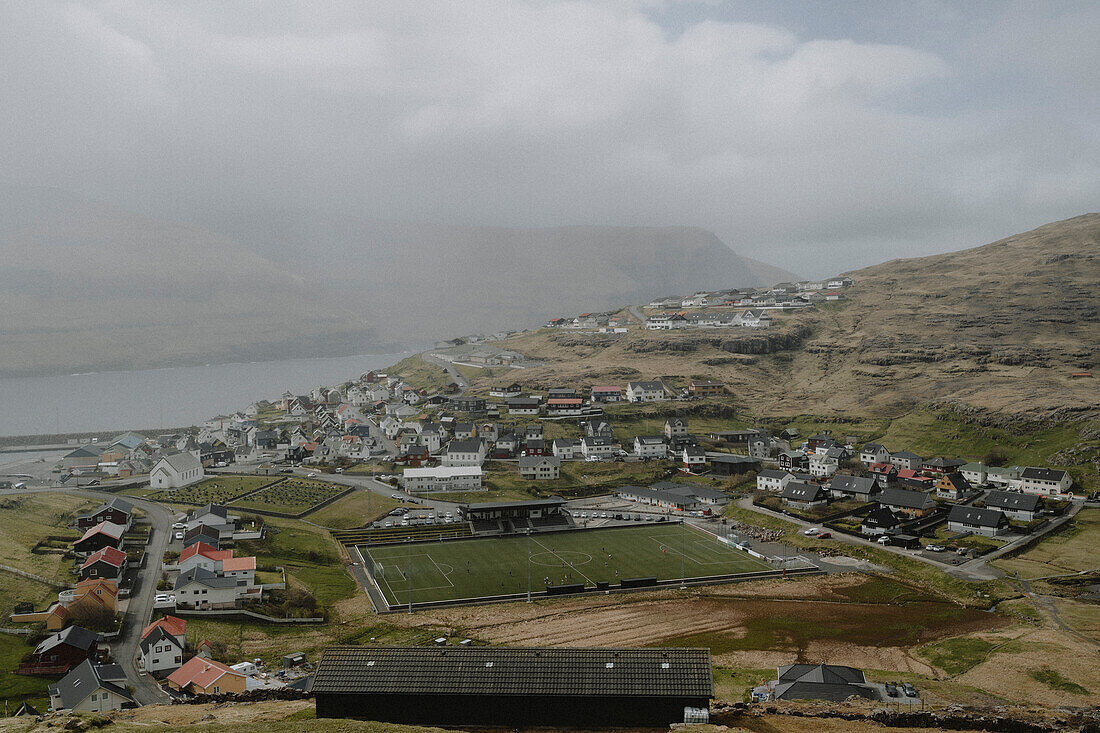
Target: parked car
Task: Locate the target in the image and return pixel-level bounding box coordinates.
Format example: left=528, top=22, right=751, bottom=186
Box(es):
left=334, top=467, right=344, bottom=473
left=877, top=535, right=891, bottom=545
left=174, top=531, right=184, bottom=541
left=803, top=527, right=820, bottom=535
left=903, top=682, right=917, bottom=698
left=925, top=544, right=946, bottom=552
left=171, top=522, right=186, bottom=529
left=816, top=532, right=832, bottom=539
left=885, top=683, right=899, bottom=698
left=307, top=472, right=317, bottom=478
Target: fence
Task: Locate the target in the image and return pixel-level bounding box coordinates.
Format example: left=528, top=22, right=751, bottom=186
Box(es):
left=172, top=608, right=324, bottom=624
left=0, top=563, right=67, bottom=589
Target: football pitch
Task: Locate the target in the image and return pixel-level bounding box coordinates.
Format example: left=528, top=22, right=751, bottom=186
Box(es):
left=360, top=523, right=773, bottom=606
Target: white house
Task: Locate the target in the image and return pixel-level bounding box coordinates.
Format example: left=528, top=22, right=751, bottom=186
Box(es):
left=140, top=625, right=185, bottom=675
left=808, top=454, right=839, bottom=478
left=682, top=446, right=706, bottom=472
left=859, top=443, right=889, bottom=465
left=48, top=660, right=135, bottom=713
left=519, top=455, right=561, bottom=480
left=626, top=381, right=666, bottom=402
left=442, top=439, right=487, bottom=467
left=402, top=466, right=483, bottom=492
left=507, top=398, right=541, bottom=415
left=664, top=418, right=688, bottom=440
left=552, top=439, right=576, bottom=459
left=580, top=436, right=619, bottom=460
left=1019, top=467, right=1072, bottom=496
left=738, top=309, right=772, bottom=328
left=634, top=436, right=667, bottom=459
left=173, top=567, right=241, bottom=610
left=756, top=469, right=792, bottom=492
left=149, top=452, right=204, bottom=490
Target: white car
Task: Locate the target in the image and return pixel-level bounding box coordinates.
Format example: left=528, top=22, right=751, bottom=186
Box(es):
left=877, top=536, right=891, bottom=545
left=174, top=531, right=184, bottom=541
left=307, top=472, right=317, bottom=478
left=171, top=522, right=186, bottom=529
left=803, top=527, right=821, bottom=535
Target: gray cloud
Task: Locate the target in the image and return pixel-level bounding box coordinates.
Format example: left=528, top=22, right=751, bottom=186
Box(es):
left=0, top=0, right=1096, bottom=276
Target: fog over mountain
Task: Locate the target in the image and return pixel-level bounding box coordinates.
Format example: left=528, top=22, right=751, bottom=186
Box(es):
left=0, top=185, right=794, bottom=376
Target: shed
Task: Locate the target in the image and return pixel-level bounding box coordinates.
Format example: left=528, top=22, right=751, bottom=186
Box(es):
left=283, top=652, right=307, bottom=668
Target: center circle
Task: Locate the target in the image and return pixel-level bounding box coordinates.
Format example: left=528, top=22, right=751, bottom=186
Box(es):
left=529, top=551, right=593, bottom=567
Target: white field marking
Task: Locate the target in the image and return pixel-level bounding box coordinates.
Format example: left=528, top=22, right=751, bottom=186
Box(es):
left=528, top=550, right=594, bottom=568
left=530, top=536, right=598, bottom=586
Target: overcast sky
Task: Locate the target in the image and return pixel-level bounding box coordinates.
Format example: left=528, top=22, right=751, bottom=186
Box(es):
left=2, top=1, right=1097, bottom=276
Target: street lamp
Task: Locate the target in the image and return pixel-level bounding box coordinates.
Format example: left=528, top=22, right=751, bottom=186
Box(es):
left=526, top=528, right=532, bottom=603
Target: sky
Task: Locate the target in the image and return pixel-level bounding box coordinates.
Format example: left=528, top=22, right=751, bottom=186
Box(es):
left=1, top=1, right=1097, bottom=276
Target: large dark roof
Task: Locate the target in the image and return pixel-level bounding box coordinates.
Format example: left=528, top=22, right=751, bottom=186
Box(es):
left=48, top=660, right=132, bottom=710
left=313, top=646, right=712, bottom=698
left=947, top=505, right=1007, bottom=527
left=35, top=625, right=98, bottom=656
left=463, top=498, right=566, bottom=511
left=878, top=487, right=935, bottom=510
left=984, top=490, right=1041, bottom=512
left=1021, top=467, right=1069, bottom=482
left=826, top=475, right=878, bottom=495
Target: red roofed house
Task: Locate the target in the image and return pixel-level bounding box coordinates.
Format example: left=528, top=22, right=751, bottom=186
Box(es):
left=178, top=542, right=232, bottom=573
left=140, top=616, right=186, bottom=675
left=867, top=462, right=897, bottom=486
left=896, top=469, right=936, bottom=491
left=80, top=546, right=127, bottom=581
left=73, top=522, right=126, bottom=556
left=589, top=386, right=621, bottom=403
left=142, top=615, right=186, bottom=646
left=167, top=657, right=246, bottom=696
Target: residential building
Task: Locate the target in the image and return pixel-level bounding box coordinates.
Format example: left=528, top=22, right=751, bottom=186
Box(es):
left=756, top=469, right=791, bottom=492
left=688, top=380, right=725, bottom=397
left=48, top=660, right=134, bottom=713
left=79, top=546, right=127, bottom=581
left=947, top=505, right=1009, bottom=537
left=664, top=418, right=688, bottom=440
left=442, top=439, right=487, bottom=467
left=75, top=498, right=134, bottom=530
left=682, top=446, right=706, bottom=472
left=921, top=457, right=967, bottom=475
left=73, top=522, right=125, bottom=555
left=877, top=487, right=936, bottom=518
left=934, top=472, right=972, bottom=500
left=861, top=507, right=901, bottom=537
left=780, top=482, right=828, bottom=510
left=140, top=621, right=185, bottom=675
left=580, top=436, right=619, bottom=460
left=551, top=439, right=576, bottom=459
left=859, top=444, right=889, bottom=466
left=825, top=475, right=878, bottom=501
left=589, top=386, right=621, bottom=403
left=402, top=466, right=483, bottom=493
left=19, top=626, right=98, bottom=675
left=1020, top=467, right=1072, bottom=496
left=174, top=567, right=242, bottom=610
left=489, top=383, right=522, bottom=398
left=507, top=398, right=541, bottom=415
left=889, top=451, right=922, bottom=471
left=617, top=483, right=728, bottom=511
left=519, top=455, right=561, bottom=480
left=708, top=454, right=760, bottom=476
left=582, top=419, right=614, bottom=439
left=625, top=381, right=666, bottom=402
left=808, top=454, right=839, bottom=479
left=633, top=436, right=667, bottom=459
left=984, top=490, right=1042, bottom=521
left=778, top=451, right=809, bottom=471
left=167, top=657, right=247, bottom=696
left=753, top=664, right=874, bottom=703
left=150, top=452, right=205, bottom=490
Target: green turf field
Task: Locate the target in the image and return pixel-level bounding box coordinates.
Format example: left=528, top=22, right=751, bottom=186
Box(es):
left=361, top=523, right=772, bottom=605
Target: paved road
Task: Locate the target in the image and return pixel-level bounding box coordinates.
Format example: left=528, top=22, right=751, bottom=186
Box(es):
left=1, top=486, right=172, bottom=705
left=627, top=304, right=647, bottom=326
left=420, top=352, right=468, bottom=389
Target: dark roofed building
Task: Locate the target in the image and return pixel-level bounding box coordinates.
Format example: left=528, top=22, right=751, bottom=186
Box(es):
left=313, top=645, right=712, bottom=727
left=756, top=663, right=876, bottom=702
left=984, top=490, right=1042, bottom=521
left=780, top=482, right=827, bottom=509
left=861, top=506, right=901, bottom=536
left=76, top=498, right=134, bottom=530
left=877, top=487, right=937, bottom=517
left=947, top=505, right=1009, bottom=537
left=48, top=659, right=134, bottom=713
left=825, top=475, right=878, bottom=500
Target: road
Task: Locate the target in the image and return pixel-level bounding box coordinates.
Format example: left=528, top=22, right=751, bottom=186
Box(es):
left=627, top=303, right=647, bottom=326
left=420, top=352, right=468, bottom=389
left=1, top=486, right=172, bottom=705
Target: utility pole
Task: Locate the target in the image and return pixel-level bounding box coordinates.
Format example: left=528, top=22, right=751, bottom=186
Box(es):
left=526, top=528, right=532, bottom=603
left=680, top=518, right=686, bottom=588
left=407, top=538, right=413, bottom=614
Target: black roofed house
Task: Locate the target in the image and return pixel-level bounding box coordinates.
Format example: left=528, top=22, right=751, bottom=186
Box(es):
left=877, top=487, right=937, bottom=518
left=754, top=663, right=876, bottom=702
left=583, top=419, right=614, bottom=439
left=48, top=659, right=134, bottom=713
left=507, top=397, right=540, bottom=415
left=1020, top=467, right=1073, bottom=496
left=825, top=475, right=878, bottom=501
left=551, top=439, right=576, bottom=460
left=947, top=505, right=1009, bottom=537
left=73, top=521, right=126, bottom=556
left=524, top=437, right=548, bottom=456
left=859, top=443, right=890, bottom=465
left=780, top=482, right=827, bottom=510
left=984, top=490, right=1043, bottom=521
left=450, top=397, right=486, bottom=413
left=861, top=506, right=901, bottom=536
left=778, top=451, right=809, bottom=471
left=756, top=469, right=792, bottom=492
left=312, top=646, right=713, bottom=727
left=681, top=445, right=706, bottom=472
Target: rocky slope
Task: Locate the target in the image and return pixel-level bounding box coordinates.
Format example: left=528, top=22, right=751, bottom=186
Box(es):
left=482, top=214, right=1100, bottom=419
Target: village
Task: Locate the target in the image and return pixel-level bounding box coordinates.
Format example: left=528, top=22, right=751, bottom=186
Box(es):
left=2, top=310, right=1090, bottom=721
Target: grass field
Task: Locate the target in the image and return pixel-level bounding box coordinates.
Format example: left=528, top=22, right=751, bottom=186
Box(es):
left=229, top=477, right=347, bottom=514
left=147, top=475, right=274, bottom=505
left=235, top=517, right=355, bottom=608
left=0, top=494, right=91, bottom=582
left=0, top=633, right=51, bottom=712
left=362, top=523, right=772, bottom=605
left=993, top=509, right=1099, bottom=578
left=308, top=490, right=415, bottom=529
